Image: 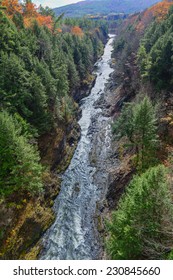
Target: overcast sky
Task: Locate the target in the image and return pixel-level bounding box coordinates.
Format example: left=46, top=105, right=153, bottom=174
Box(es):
left=33, top=0, right=84, bottom=8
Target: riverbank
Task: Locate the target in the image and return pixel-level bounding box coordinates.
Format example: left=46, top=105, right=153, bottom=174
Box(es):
left=87, top=64, right=135, bottom=258
left=39, top=36, right=116, bottom=260
left=0, top=11, right=110, bottom=259
left=0, top=35, right=109, bottom=260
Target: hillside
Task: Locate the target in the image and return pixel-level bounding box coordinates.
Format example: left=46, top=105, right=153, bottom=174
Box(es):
left=0, top=0, right=108, bottom=259
left=1, top=0, right=173, bottom=262
left=53, top=0, right=160, bottom=18
left=106, top=0, right=173, bottom=260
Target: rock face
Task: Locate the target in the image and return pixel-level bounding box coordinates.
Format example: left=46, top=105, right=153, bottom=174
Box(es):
left=106, top=163, right=134, bottom=209
left=72, top=75, right=97, bottom=103
left=39, top=120, right=81, bottom=170
left=103, top=25, right=173, bottom=218
left=0, top=114, right=82, bottom=259
left=0, top=201, right=54, bottom=260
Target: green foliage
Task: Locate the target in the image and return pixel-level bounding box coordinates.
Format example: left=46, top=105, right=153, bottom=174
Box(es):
left=113, top=37, right=125, bottom=54
left=0, top=111, right=43, bottom=196
left=0, top=14, right=107, bottom=134
left=0, top=51, right=31, bottom=114
left=108, top=2, right=173, bottom=262
left=137, top=45, right=152, bottom=79
left=13, top=112, right=38, bottom=139
left=53, top=12, right=64, bottom=33
left=106, top=165, right=173, bottom=260
left=66, top=56, right=80, bottom=91
left=0, top=14, right=19, bottom=53
left=38, top=5, right=55, bottom=18
left=112, top=96, right=158, bottom=171
left=61, top=95, right=75, bottom=122
left=0, top=12, right=107, bottom=198
left=138, top=8, right=173, bottom=89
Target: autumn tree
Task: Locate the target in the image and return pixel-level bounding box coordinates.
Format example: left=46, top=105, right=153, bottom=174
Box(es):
left=152, top=0, right=173, bottom=21
left=2, top=0, right=22, bottom=18
left=71, top=26, right=84, bottom=37
left=23, top=0, right=37, bottom=17
left=0, top=0, right=6, bottom=12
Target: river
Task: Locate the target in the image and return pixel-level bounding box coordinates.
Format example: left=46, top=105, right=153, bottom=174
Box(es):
left=40, top=35, right=115, bottom=260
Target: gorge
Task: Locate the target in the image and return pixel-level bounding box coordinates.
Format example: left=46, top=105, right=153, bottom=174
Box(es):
left=40, top=35, right=117, bottom=260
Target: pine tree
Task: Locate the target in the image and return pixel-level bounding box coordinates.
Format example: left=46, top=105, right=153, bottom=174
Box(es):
left=137, top=45, right=152, bottom=79
left=106, top=165, right=173, bottom=260
left=0, top=111, right=43, bottom=196
left=112, top=96, right=158, bottom=171
left=66, top=55, right=80, bottom=91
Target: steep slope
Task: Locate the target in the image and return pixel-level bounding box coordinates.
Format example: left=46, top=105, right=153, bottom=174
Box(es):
left=105, top=0, right=173, bottom=260
left=53, top=0, right=161, bottom=18
left=0, top=1, right=108, bottom=259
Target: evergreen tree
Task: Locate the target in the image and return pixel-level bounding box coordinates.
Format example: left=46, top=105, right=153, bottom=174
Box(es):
left=138, top=7, right=173, bottom=89
left=0, top=12, right=19, bottom=53
left=27, top=71, right=51, bottom=133
left=137, top=45, right=152, bottom=79
left=112, top=96, right=158, bottom=171
left=0, top=51, right=31, bottom=117
left=106, top=165, right=173, bottom=260
left=0, top=111, right=43, bottom=196
left=0, top=1, right=108, bottom=200
left=66, top=55, right=80, bottom=91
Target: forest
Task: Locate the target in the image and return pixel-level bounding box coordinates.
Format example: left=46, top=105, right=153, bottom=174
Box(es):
left=1, top=0, right=173, bottom=261
left=106, top=0, right=173, bottom=260
left=0, top=0, right=108, bottom=196
left=0, top=0, right=108, bottom=259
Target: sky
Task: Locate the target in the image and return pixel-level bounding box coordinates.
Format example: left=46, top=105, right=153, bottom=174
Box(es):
left=32, top=0, right=84, bottom=8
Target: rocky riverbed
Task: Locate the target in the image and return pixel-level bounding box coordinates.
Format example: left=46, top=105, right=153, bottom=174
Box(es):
left=39, top=36, right=119, bottom=260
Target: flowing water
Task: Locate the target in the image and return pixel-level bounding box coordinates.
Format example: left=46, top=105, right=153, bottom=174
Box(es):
left=40, top=36, right=115, bottom=260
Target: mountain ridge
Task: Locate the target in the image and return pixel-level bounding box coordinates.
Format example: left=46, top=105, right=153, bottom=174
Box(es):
left=53, top=0, right=161, bottom=18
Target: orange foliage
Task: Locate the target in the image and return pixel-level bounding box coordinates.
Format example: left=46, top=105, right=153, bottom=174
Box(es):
left=36, top=15, right=53, bottom=29
left=151, top=0, right=173, bottom=21
left=24, top=2, right=37, bottom=17
left=71, top=26, right=83, bottom=37
left=23, top=17, right=31, bottom=28
left=136, top=10, right=154, bottom=32
left=136, top=0, right=173, bottom=31
left=2, top=0, right=22, bottom=18
left=2, top=0, right=53, bottom=29
left=56, top=28, right=62, bottom=33
left=22, top=2, right=37, bottom=28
